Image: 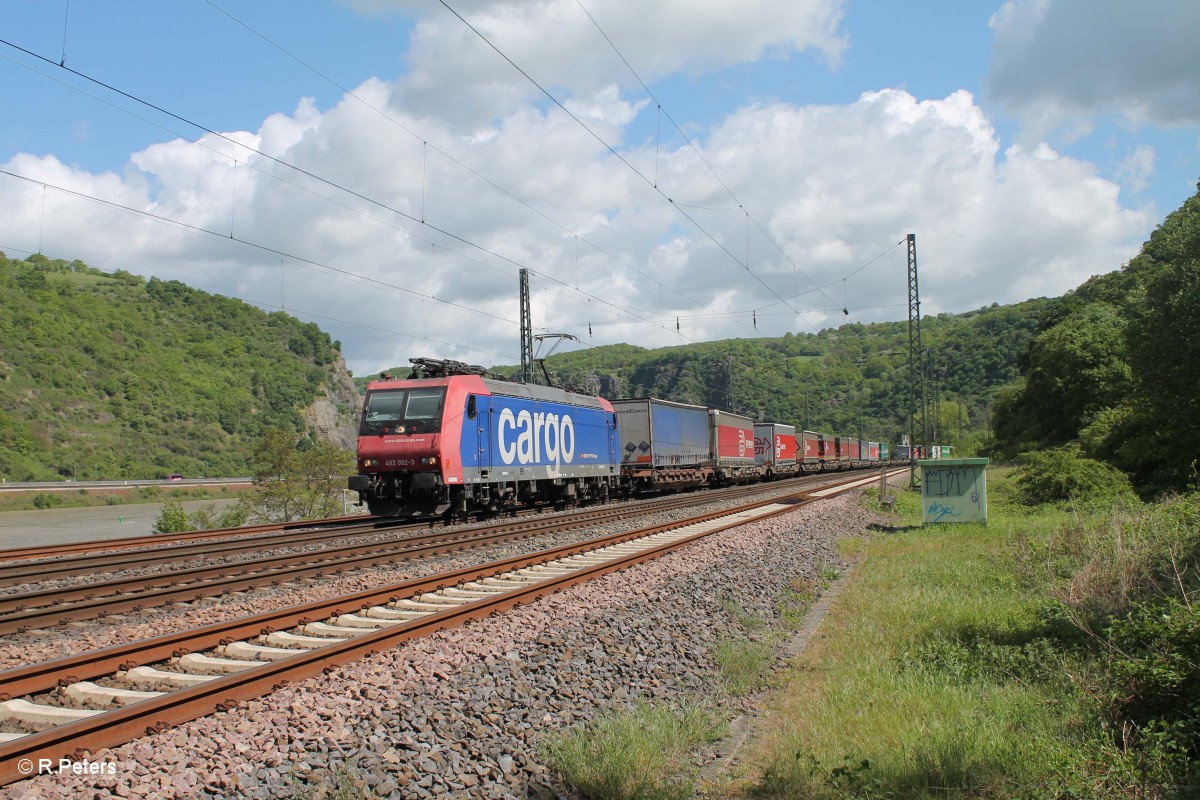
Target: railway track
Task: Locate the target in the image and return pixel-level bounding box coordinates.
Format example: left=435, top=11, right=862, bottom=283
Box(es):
left=0, top=514, right=377, bottom=563
left=0, top=470, right=897, bottom=786
left=0, top=474, right=846, bottom=636
left=0, top=463, right=890, bottom=566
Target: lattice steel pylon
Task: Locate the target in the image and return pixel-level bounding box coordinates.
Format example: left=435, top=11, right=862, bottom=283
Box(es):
left=906, top=234, right=927, bottom=484
left=519, top=268, right=534, bottom=384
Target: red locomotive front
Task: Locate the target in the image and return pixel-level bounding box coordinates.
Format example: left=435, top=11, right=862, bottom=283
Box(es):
left=349, top=371, right=477, bottom=516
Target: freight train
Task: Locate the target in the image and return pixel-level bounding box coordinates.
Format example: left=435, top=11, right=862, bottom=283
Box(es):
left=349, top=358, right=905, bottom=518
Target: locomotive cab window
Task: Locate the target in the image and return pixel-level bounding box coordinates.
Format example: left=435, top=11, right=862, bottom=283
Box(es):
left=361, top=388, right=446, bottom=435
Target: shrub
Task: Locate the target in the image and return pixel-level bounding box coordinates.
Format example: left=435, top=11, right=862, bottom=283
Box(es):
left=153, top=498, right=190, bottom=534
left=1012, top=448, right=1138, bottom=508
left=1103, top=597, right=1200, bottom=764
left=31, top=492, right=60, bottom=509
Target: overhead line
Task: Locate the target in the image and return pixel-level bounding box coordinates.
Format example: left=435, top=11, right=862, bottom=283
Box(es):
left=438, top=0, right=805, bottom=332
left=201, top=0, right=749, bottom=335
left=0, top=168, right=515, bottom=326
left=574, top=0, right=832, bottom=312
left=2, top=166, right=694, bottom=347
left=0, top=241, right=516, bottom=361
left=2, top=28, right=721, bottom=344
left=753, top=239, right=908, bottom=314
left=0, top=47, right=523, bottom=293
left=0, top=36, right=554, bottom=296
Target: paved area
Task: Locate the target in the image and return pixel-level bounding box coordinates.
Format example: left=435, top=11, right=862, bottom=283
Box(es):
left=0, top=499, right=243, bottom=550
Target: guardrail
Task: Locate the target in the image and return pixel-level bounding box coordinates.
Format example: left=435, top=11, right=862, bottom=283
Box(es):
left=0, top=478, right=252, bottom=492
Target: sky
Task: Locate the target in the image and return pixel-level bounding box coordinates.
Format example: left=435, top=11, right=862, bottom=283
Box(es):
left=2, top=0, right=1198, bottom=377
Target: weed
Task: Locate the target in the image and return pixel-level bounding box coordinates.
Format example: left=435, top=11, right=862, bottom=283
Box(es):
left=542, top=700, right=722, bottom=800
left=816, top=562, right=841, bottom=584
left=776, top=587, right=813, bottom=630
left=720, top=598, right=767, bottom=631
left=742, top=471, right=1200, bottom=799
left=287, top=762, right=374, bottom=800
left=714, top=637, right=776, bottom=695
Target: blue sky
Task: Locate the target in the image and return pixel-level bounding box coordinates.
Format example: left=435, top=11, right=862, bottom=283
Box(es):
left=2, top=0, right=1197, bottom=373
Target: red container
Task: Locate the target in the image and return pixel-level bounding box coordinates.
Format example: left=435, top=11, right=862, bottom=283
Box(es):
left=754, top=423, right=797, bottom=468
left=800, top=430, right=821, bottom=463
left=708, top=410, right=755, bottom=467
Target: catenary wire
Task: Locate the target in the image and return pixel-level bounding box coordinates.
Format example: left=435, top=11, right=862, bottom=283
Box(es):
left=1, top=32, right=729, bottom=345
left=573, top=0, right=834, bottom=311
left=437, top=0, right=810, bottom=331
left=0, top=42, right=700, bottom=346
left=199, top=0, right=749, bottom=335
left=0, top=242, right=517, bottom=361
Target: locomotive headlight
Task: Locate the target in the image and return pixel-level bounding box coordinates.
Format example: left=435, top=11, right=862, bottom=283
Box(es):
left=420, top=456, right=439, bottom=465
left=362, top=458, right=378, bottom=467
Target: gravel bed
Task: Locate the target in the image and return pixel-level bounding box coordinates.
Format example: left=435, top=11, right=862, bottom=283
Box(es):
left=1, top=484, right=891, bottom=800
left=0, top=475, right=861, bottom=671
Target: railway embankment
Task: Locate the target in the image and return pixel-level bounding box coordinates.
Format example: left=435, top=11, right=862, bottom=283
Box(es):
left=0, top=479, right=886, bottom=798
left=714, top=469, right=1200, bottom=800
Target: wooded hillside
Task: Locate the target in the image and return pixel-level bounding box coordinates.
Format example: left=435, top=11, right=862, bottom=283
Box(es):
left=0, top=253, right=359, bottom=481
left=994, top=182, right=1200, bottom=495
left=368, top=298, right=1053, bottom=453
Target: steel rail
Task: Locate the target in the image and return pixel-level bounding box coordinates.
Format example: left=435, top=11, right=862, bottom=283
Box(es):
left=0, top=518, right=414, bottom=587
left=0, top=479, right=817, bottom=635
left=0, top=514, right=377, bottom=563
left=0, top=476, right=792, bottom=586
left=0, top=474, right=884, bottom=787
left=0, top=462, right=886, bottom=564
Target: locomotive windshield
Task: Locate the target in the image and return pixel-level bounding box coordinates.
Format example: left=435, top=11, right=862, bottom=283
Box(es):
left=360, top=387, right=446, bottom=435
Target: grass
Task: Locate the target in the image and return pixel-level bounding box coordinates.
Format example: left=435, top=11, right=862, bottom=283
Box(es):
left=721, top=598, right=769, bottom=632
left=542, top=700, right=724, bottom=800
left=547, top=471, right=1199, bottom=799
left=733, top=481, right=1151, bottom=799
left=714, top=637, right=777, bottom=695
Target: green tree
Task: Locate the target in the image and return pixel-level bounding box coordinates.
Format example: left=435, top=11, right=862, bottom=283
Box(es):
left=243, top=429, right=354, bottom=522
left=1021, top=303, right=1131, bottom=444
left=154, top=498, right=190, bottom=534
left=1124, top=187, right=1200, bottom=491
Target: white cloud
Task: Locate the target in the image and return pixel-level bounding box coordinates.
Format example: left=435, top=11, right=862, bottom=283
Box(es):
left=987, top=0, right=1200, bottom=128
left=0, top=4, right=1154, bottom=378
left=1115, top=145, right=1155, bottom=193
left=396, top=0, right=847, bottom=125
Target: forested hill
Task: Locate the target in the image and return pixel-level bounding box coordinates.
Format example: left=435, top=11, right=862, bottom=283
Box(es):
left=993, top=182, right=1200, bottom=494
left=0, top=253, right=360, bottom=481
left=368, top=298, right=1053, bottom=452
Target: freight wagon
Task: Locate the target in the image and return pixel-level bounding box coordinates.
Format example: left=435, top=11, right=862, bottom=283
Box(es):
left=710, top=410, right=763, bottom=483
left=611, top=397, right=713, bottom=491
left=836, top=437, right=856, bottom=466
left=754, top=422, right=799, bottom=479
left=798, top=430, right=822, bottom=470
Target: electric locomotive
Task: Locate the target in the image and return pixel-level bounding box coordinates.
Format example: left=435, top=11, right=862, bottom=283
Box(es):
left=349, top=359, right=620, bottom=517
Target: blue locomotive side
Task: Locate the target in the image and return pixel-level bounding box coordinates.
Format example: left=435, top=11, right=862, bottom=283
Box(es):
left=456, top=394, right=619, bottom=480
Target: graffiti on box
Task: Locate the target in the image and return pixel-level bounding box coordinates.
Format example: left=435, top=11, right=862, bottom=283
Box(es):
left=922, top=463, right=987, bottom=524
